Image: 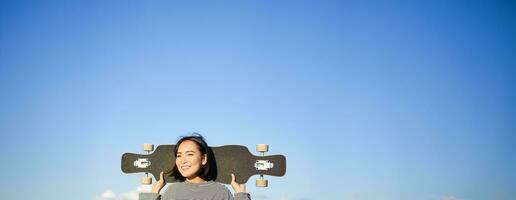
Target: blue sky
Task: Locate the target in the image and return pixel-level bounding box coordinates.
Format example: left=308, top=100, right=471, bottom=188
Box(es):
left=1, top=1, right=515, bottom=200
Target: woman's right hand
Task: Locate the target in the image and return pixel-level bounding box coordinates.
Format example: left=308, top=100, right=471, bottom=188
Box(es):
left=152, top=171, right=165, bottom=194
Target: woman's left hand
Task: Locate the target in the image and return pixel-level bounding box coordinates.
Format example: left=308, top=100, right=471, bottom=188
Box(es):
left=230, top=173, right=246, bottom=193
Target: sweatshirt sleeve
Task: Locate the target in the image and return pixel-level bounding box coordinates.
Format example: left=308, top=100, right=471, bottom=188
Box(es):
left=234, top=192, right=251, bottom=200
left=139, top=192, right=161, bottom=200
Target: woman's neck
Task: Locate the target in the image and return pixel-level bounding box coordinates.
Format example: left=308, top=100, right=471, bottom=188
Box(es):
left=186, top=176, right=207, bottom=183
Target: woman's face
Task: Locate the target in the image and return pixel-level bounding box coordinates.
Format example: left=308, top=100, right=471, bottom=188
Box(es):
left=175, top=140, right=207, bottom=180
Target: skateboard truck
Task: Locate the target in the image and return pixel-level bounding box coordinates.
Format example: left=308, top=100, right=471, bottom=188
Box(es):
left=140, top=143, right=154, bottom=185
left=255, top=144, right=269, bottom=187
left=254, top=160, right=274, bottom=170
left=134, top=158, right=151, bottom=168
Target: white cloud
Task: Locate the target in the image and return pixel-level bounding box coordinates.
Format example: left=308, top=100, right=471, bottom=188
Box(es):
left=96, top=186, right=150, bottom=200
left=96, top=190, right=116, bottom=200
left=117, top=190, right=138, bottom=200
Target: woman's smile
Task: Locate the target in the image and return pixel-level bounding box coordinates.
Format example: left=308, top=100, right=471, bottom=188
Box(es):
left=180, top=165, right=191, bottom=171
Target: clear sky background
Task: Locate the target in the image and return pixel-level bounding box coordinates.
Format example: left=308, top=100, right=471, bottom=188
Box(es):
left=1, top=1, right=515, bottom=200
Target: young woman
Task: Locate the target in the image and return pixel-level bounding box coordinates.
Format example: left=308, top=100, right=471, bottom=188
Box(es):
left=139, top=134, right=251, bottom=200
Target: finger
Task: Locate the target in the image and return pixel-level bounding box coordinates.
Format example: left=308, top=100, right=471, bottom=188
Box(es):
left=231, top=173, right=235, bottom=183
left=159, top=171, right=164, bottom=181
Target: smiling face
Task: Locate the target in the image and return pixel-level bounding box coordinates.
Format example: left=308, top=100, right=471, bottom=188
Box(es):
left=175, top=140, right=208, bottom=182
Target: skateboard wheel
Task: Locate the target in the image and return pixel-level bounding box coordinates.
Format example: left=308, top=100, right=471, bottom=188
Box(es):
left=143, top=143, right=154, bottom=152
left=256, top=144, right=269, bottom=153
left=141, top=176, right=152, bottom=185
left=256, top=179, right=268, bottom=187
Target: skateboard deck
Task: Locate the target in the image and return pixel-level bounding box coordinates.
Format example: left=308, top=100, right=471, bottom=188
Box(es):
left=121, top=145, right=286, bottom=184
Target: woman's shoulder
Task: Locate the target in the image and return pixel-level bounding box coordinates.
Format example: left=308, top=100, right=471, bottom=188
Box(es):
left=208, top=182, right=233, bottom=199
left=209, top=181, right=231, bottom=191
left=201, top=181, right=232, bottom=195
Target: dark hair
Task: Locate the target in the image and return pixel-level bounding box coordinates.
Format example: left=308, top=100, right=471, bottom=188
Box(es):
left=168, top=133, right=217, bottom=181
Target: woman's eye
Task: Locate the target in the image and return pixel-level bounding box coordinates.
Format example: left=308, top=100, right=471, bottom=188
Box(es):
left=176, top=155, right=181, bottom=157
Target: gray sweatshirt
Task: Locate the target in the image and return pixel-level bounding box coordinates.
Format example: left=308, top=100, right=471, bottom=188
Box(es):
left=139, top=181, right=251, bottom=200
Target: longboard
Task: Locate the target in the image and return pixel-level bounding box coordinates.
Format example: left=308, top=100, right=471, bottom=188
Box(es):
left=121, top=144, right=286, bottom=186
